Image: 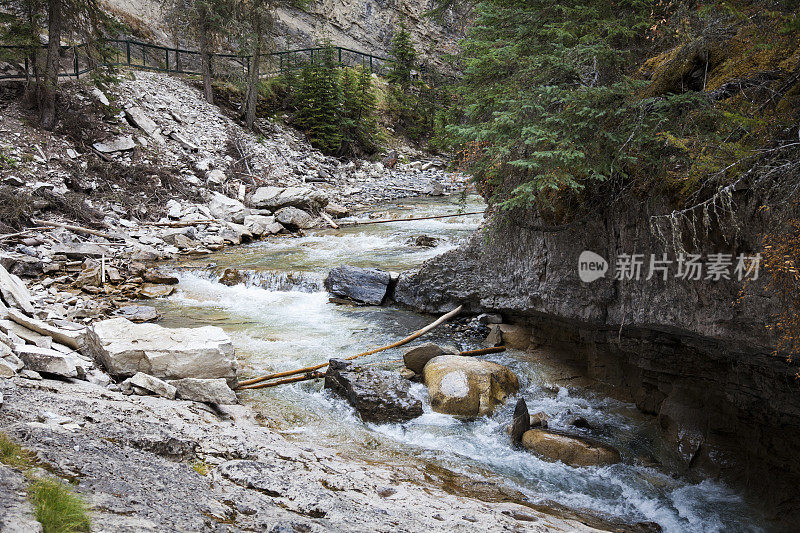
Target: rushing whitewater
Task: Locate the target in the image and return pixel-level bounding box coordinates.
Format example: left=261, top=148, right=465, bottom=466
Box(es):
left=147, top=196, right=766, bottom=532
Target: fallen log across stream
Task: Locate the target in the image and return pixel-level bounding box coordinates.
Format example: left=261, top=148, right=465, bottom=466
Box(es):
left=238, top=346, right=507, bottom=389
left=237, top=305, right=464, bottom=389
left=339, top=211, right=485, bottom=227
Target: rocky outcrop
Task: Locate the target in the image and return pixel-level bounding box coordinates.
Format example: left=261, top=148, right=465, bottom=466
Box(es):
left=324, top=265, right=392, bottom=305
left=422, top=355, right=519, bottom=418
left=521, top=430, right=621, bottom=468
left=324, top=359, right=423, bottom=423
left=84, top=318, right=238, bottom=386
left=395, top=202, right=800, bottom=519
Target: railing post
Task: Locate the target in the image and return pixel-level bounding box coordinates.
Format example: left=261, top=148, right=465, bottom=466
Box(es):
left=165, top=48, right=169, bottom=71
left=176, top=50, right=181, bottom=72
left=126, top=40, right=130, bottom=66
left=74, top=45, right=79, bottom=78
left=370, top=55, right=373, bottom=73
left=338, top=47, right=342, bottom=65
left=142, top=44, right=146, bottom=67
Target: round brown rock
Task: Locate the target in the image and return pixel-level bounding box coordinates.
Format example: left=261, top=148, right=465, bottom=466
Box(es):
left=521, top=429, right=621, bottom=467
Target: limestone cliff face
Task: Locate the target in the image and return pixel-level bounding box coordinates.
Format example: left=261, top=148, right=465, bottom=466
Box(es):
left=105, top=0, right=465, bottom=66
left=394, top=198, right=800, bottom=521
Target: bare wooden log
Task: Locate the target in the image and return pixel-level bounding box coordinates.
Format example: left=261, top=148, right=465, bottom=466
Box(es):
left=238, top=371, right=325, bottom=390
left=143, top=219, right=218, bottom=227
left=341, top=211, right=485, bottom=227
left=0, top=227, right=56, bottom=241
left=31, top=218, right=119, bottom=240
left=320, top=212, right=339, bottom=229
left=236, top=304, right=463, bottom=388
left=238, top=346, right=508, bottom=389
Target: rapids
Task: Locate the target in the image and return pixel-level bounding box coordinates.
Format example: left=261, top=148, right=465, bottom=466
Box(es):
left=146, top=195, right=767, bottom=532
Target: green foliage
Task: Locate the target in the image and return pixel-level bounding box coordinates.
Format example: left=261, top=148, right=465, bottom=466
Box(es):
left=28, top=477, right=91, bottom=533
left=293, top=42, right=342, bottom=153
left=0, top=432, right=34, bottom=468
left=387, top=22, right=416, bottom=88
left=339, top=65, right=379, bottom=155
left=448, top=0, right=675, bottom=211
left=290, top=42, right=379, bottom=156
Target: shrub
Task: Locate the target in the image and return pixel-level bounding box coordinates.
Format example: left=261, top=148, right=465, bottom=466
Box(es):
left=28, top=477, right=91, bottom=533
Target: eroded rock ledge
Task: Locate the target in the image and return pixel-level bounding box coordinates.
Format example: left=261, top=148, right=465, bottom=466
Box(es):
left=0, top=377, right=608, bottom=532
left=394, top=203, right=800, bottom=524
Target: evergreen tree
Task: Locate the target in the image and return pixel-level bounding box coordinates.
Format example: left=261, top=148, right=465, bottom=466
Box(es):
left=449, top=0, right=665, bottom=213
left=293, top=42, right=342, bottom=154
left=339, top=65, right=378, bottom=155
left=387, top=21, right=415, bottom=88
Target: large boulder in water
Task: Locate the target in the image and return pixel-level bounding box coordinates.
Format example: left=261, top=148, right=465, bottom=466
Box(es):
left=423, top=355, right=519, bottom=418
left=521, top=429, right=621, bottom=467
left=324, top=359, right=423, bottom=424
left=324, top=265, right=391, bottom=305
left=84, top=317, right=238, bottom=387
left=402, top=342, right=458, bottom=374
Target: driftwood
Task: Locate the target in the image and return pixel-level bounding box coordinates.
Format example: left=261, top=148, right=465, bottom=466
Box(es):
left=236, top=305, right=463, bottom=388
left=31, top=218, right=119, bottom=241
left=320, top=212, right=339, bottom=229
left=144, top=219, right=218, bottom=227
left=0, top=226, right=56, bottom=241
left=238, top=345, right=508, bottom=390
left=341, top=211, right=485, bottom=227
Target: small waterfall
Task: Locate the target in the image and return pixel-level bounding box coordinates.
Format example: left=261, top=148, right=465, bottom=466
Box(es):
left=184, top=266, right=324, bottom=293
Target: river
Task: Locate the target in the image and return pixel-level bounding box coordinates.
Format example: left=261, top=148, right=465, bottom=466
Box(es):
left=145, top=194, right=767, bottom=532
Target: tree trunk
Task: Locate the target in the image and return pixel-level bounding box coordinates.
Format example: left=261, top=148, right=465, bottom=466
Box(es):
left=199, top=22, right=214, bottom=104
left=244, top=23, right=262, bottom=130
left=39, top=0, right=62, bottom=130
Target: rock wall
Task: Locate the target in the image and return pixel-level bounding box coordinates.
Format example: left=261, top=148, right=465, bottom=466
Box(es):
left=394, top=198, right=800, bottom=522
left=105, top=0, right=466, bottom=67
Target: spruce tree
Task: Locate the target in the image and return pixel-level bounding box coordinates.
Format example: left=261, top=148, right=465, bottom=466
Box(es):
left=293, top=42, right=342, bottom=154
left=449, top=0, right=664, bottom=212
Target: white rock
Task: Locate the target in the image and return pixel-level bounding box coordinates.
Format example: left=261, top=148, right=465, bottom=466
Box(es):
left=0, top=358, right=16, bottom=378
left=93, top=136, right=136, bottom=153
left=171, top=377, right=237, bottom=405
left=6, top=308, right=84, bottom=350
left=123, top=372, right=177, bottom=399
left=250, top=186, right=328, bottom=211
left=166, top=199, right=183, bottom=219
left=208, top=193, right=249, bottom=224
left=0, top=264, right=35, bottom=314
left=84, top=318, right=238, bottom=386
left=16, top=345, right=78, bottom=378
left=125, top=106, right=159, bottom=136
left=206, top=169, right=226, bottom=185
left=243, top=214, right=276, bottom=236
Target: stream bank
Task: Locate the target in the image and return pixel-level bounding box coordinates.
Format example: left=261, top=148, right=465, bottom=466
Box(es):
left=393, top=199, right=800, bottom=529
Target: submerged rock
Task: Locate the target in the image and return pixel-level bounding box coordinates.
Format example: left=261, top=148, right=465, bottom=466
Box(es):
left=521, top=429, right=621, bottom=467
left=84, top=317, right=238, bottom=387
left=113, top=305, right=161, bottom=323
left=324, top=359, right=423, bottom=424
left=423, top=355, right=519, bottom=418
left=324, top=265, right=391, bottom=306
